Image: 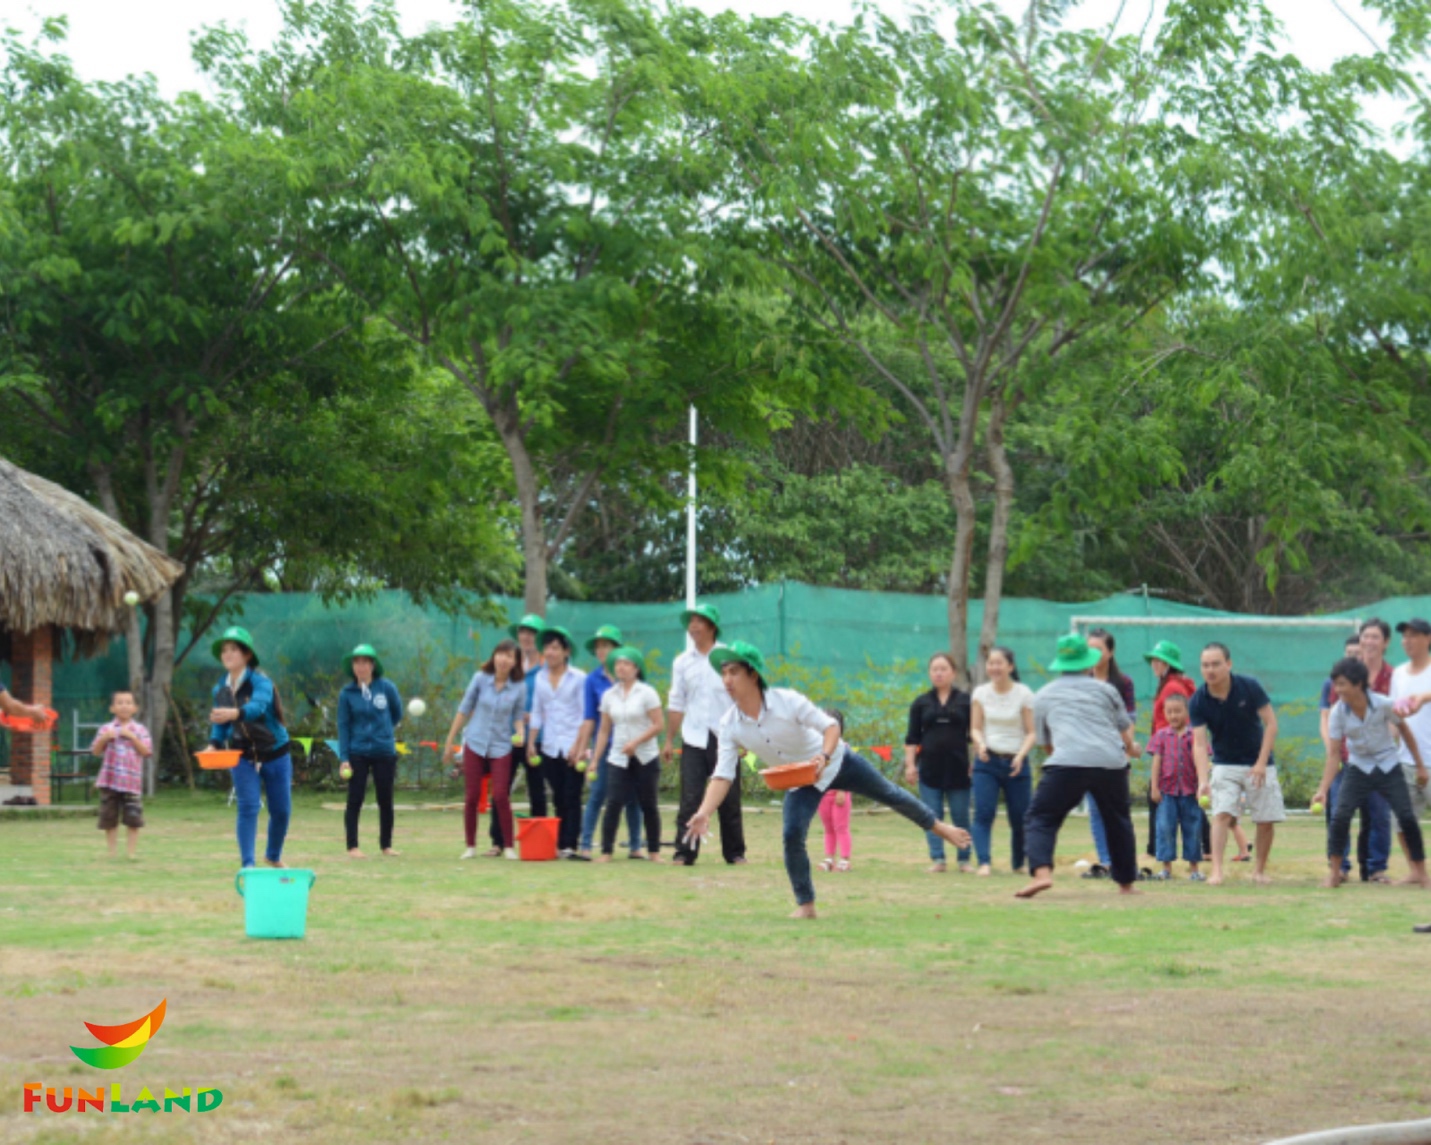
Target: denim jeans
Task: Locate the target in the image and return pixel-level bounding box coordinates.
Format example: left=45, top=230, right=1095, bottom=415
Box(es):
left=1155, top=794, right=1202, bottom=863
left=1327, top=769, right=1392, bottom=877
left=972, top=754, right=1031, bottom=869
left=1086, top=794, right=1112, bottom=866
left=918, top=783, right=971, bottom=863
left=580, top=751, right=642, bottom=853
left=782, top=751, right=935, bottom=905
left=233, top=752, right=292, bottom=868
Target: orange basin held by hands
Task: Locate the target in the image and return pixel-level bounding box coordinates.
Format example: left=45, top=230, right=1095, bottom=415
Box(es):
left=195, top=750, right=243, bottom=770
left=760, top=761, right=820, bottom=791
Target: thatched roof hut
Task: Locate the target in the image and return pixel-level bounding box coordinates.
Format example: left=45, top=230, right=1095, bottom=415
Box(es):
left=0, top=457, right=184, bottom=650
left=0, top=456, right=184, bottom=805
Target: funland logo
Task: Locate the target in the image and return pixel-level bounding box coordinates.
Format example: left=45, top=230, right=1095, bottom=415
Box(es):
left=23, top=999, right=225, bottom=1115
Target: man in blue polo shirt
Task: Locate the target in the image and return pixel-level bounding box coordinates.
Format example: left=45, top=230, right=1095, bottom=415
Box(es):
left=1190, top=642, right=1282, bottom=886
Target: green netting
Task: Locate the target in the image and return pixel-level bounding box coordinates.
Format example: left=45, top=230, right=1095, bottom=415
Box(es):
left=35, top=582, right=1405, bottom=795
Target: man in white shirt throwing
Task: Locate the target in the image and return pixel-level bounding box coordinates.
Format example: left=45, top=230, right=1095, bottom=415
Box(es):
left=666, top=604, right=744, bottom=866
left=1391, top=619, right=1431, bottom=843
left=683, top=642, right=970, bottom=919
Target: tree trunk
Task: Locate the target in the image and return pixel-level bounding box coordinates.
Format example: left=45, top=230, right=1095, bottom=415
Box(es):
left=90, top=465, right=148, bottom=696
left=490, top=403, right=548, bottom=614
left=943, top=376, right=987, bottom=686
left=976, top=393, right=1016, bottom=684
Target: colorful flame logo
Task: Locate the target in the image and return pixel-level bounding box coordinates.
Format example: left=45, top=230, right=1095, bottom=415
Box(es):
left=69, top=999, right=167, bottom=1069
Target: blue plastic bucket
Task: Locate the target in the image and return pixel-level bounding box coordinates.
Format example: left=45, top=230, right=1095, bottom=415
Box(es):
left=234, top=869, right=316, bottom=939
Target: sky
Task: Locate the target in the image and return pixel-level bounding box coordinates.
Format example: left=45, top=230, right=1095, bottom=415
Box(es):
left=3, top=0, right=1409, bottom=133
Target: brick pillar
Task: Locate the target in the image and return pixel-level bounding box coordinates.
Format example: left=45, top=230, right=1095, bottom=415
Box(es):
left=10, top=626, right=54, bottom=805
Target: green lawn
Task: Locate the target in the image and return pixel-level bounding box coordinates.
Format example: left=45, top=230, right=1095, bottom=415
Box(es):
left=2, top=790, right=1430, bottom=1144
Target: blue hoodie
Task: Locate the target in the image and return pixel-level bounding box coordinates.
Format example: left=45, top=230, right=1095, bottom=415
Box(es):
left=210, top=669, right=290, bottom=761
left=338, top=677, right=403, bottom=761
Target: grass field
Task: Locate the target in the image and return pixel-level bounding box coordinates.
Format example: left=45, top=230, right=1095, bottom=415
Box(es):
left=3, top=790, right=1431, bottom=1145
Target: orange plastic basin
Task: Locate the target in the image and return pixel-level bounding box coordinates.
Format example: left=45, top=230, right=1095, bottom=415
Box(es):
left=760, top=761, right=820, bottom=791
left=195, top=750, right=243, bottom=770
left=0, top=706, right=58, bottom=733
left=516, top=816, right=560, bottom=861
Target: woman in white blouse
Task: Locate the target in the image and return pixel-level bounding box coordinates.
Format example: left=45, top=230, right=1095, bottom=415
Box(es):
left=970, top=647, right=1037, bottom=876
left=592, top=647, right=665, bottom=863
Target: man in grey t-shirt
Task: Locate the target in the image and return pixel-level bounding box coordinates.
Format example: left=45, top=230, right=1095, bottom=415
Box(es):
left=1017, top=634, right=1140, bottom=899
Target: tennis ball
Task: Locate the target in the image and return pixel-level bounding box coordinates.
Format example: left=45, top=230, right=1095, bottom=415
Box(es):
left=407, top=698, right=427, bottom=717
left=511, top=733, right=524, bottom=746
left=1198, top=794, right=1211, bottom=809
left=530, top=755, right=541, bottom=766
left=1310, top=801, right=1324, bottom=815
left=576, top=759, right=589, bottom=773
left=123, top=590, right=140, bottom=606
left=339, top=762, right=353, bottom=780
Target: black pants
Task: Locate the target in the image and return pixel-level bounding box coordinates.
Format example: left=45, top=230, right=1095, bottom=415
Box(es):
left=1329, top=768, right=1425, bottom=863
left=490, top=742, right=547, bottom=847
left=602, top=758, right=662, bottom=856
left=1146, top=795, right=1157, bottom=858
left=672, top=735, right=745, bottom=864
left=545, top=752, right=585, bottom=852
left=345, top=752, right=396, bottom=850
left=1026, top=766, right=1138, bottom=886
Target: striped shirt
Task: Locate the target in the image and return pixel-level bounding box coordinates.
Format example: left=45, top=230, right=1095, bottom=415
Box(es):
left=1147, top=726, right=1197, bottom=796
left=94, top=720, right=151, bottom=795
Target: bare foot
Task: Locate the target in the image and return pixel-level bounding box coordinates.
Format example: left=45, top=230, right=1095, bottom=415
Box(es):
left=928, top=861, right=948, bottom=874
left=1015, top=876, right=1054, bottom=899
left=934, top=821, right=973, bottom=850
left=957, top=864, right=973, bottom=874
left=347, top=848, right=367, bottom=860
left=1206, top=873, right=1224, bottom=886
left=976, top=864, right=992, bottom=877
left=647, top=854, right=664, bottom=864
left=264, top=858, right=288, bottom=869
left=1322, top=872, right=1344, bottom=888
left=1252, top=873, right=1272, bottom=886
left=790, top=904, right=817, bottom=920
left=594, top=855, right=611, bottom=864
left=1117, top=884, right=1141, bottom=895
left=381, top=848, right=400, bottom=857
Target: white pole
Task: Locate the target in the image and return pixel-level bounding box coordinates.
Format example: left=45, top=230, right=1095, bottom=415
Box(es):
left=685, top=404, right=697, bottom=610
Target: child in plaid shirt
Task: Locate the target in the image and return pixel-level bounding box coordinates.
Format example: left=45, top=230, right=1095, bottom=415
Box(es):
left=1148, top=692, right=1203, bottom=881
left=90, top=690, right=152, bottom=858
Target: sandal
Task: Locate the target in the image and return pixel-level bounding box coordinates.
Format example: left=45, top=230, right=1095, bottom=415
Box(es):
left=836, top=859, right=852, bottom=872
left=482, top=847, right=502, bottom=858
left=1370, top=873, right=1392, bottom=884
left=1080, top=863, right=1109, bottom=880
left=818, top=857, right=835, bottom=872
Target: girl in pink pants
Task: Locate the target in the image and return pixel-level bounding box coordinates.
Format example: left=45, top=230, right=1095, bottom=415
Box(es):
left=818, top=789, right=853, bottom=871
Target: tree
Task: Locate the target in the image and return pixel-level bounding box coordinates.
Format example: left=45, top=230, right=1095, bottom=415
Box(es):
left=197, top=0, right=792, bottom=614
left=0, top=24, right=515, bottom=776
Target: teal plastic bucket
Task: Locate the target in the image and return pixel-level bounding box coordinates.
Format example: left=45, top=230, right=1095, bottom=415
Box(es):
left=234, top=869, right=316, bottom=939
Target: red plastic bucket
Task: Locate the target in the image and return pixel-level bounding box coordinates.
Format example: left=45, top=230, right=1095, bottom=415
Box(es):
left=516, top=817, right=560, bottom=861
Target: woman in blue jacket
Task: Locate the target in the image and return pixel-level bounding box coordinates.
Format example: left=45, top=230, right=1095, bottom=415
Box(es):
left=208, top=626, right=292, bottom=869
left=338, top=643, right=403, bottom=859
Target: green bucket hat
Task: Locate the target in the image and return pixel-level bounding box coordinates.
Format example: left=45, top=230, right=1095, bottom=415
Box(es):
left=606, top=645, right=647, bottom=680
left=538, top=624, right=575, bottom=652
left=343, top=643, right=385, bottom=679
left=1143, top=639, right=1185, bottom=673
left=508, top=612, right=546, bottom=640
left=709, top=640, right=767, bottom=684
left=679, top=602, right=722, bottom=637
left=211, top=625, right=259, bottom=668
left=1048, top=633, right=1102, bottom=674
left=584, top=624, right=624, bottom=656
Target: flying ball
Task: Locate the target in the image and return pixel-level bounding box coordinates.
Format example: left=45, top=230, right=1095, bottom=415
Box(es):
left=1310, top=801, right=1324, bottom=815
left=1198, top=794, right=1211, bottom=809
left=407, top=698, right=427, bottom=717
left=123, top=590, right=140, bottom=607
left=339, top=762, right=353, bottom=780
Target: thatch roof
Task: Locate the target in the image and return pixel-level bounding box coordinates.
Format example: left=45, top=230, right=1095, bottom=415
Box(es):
left=0, top=456, right=184, bottom=643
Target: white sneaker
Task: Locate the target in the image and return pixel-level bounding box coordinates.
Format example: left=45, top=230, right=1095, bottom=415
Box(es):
left=503, top=848, right=518, bottom=860
left=460, top=847, right=477, bottom=860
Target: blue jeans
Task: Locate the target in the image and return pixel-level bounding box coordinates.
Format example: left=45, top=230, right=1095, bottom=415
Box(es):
left=972, top=754, right=1031, bottom=869
left=1155, top=794, right=1202, bottom=863
left=1086, top=795, right=1112, bottom=866
left=918, top=783, right=971, bottom=863
left=233, top=753, right=292, bottom=868
left=580, top=751, right=642, bottom=853
left=782, top=751, right=935, bottom=905
left=1328, top=769, right=1392, bottom=876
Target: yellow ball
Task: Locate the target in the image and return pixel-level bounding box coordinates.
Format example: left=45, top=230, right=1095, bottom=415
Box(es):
left=1198, top=794, right=1211, bottom=810
left=339, top=762, right=353, bottom=780
left=1310, top=801, right=1324, bottom=815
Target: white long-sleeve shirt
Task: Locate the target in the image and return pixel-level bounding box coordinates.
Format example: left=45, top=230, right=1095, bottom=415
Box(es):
left=530, top=665, right=588, bottom=758
left=668, top=644, right=734, bottom=749
left=715, top=688, right=846, bottom=793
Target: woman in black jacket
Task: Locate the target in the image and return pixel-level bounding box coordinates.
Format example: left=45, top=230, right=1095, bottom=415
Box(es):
left=903, top=653, right=973, bottom=873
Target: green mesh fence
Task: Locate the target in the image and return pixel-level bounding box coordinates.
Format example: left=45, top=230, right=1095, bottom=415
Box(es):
left=35, top=582, right=1408, bottom=797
